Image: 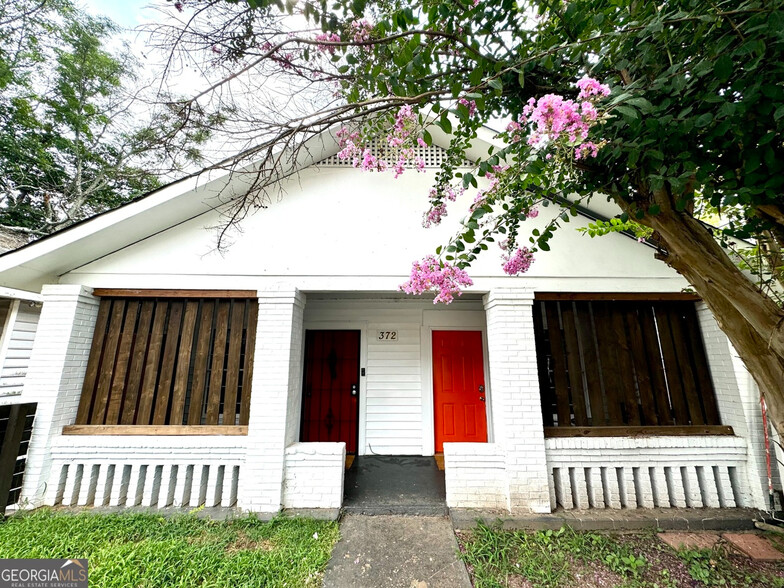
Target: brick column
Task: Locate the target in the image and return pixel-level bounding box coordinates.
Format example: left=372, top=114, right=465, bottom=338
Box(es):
left=697, top=303, right=768, bottom=509
left=237, top=289, right=306, bottom=512
left=484, top=288, right=551, bottom=513
left=21, top=285, right=99, bottom=506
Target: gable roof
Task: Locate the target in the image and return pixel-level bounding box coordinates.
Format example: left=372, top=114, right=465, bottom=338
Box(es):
left=0, top=122, right=640, bottom=292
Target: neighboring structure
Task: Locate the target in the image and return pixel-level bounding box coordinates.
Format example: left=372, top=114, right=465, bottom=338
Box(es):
left=0, top=127, right=777, bottom=514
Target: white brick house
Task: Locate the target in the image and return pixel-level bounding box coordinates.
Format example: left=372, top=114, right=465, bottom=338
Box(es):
left=0, top=128, right=777, bottom=514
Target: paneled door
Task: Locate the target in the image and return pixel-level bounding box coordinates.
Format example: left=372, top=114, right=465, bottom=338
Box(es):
left=432, top=330, right=487, bottom=452
left=300, top=330, right=361, bottom=454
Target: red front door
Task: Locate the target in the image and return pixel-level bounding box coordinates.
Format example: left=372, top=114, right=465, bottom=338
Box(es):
left=300, top=330, right=360, bottom=454
left=433, top=330, right=488, bottom=452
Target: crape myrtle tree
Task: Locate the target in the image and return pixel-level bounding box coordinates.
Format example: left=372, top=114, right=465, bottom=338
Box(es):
left=0, top=0, right=214, bottom=236
left=154, top=0, right=784, bottom=431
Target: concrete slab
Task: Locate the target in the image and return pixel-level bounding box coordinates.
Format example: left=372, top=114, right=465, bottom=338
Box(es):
left=658, top=532, right=721, bottom=551
left=343, top=456, right=446, bottom=516
left=449, top=507, right=759, bottom=532
left=723, top=533, right=784, bottom=561
left=322, top=515, right=471, bottom=588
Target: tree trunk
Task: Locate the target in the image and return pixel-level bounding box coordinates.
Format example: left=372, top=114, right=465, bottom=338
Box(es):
left=615, top=195, right=784, bottom=436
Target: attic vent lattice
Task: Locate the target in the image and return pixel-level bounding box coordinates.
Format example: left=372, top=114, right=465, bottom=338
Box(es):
left=317, top=138, right=472, bottom=168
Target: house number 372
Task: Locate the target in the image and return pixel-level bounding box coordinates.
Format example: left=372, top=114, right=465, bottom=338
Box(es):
left=377, top=331, right=397, bottom=341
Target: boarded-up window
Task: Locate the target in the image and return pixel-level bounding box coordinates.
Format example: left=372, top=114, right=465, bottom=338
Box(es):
left=533, top=298, right=721, bottom=429
left=76, top=296, right=257, bottom=427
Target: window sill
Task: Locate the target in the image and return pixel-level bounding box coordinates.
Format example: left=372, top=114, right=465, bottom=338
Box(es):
left=62, top=425, right=248, bottom=436
left=544, top=425, right=734, bottom=438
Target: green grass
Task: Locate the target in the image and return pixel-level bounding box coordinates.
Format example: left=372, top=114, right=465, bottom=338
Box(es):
left=0, top=509, right=339, bottom=587
left=458, top=523, right=784, bottom=588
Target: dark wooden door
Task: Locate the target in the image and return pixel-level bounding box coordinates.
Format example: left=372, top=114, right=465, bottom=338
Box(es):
left=433, top=331, right=487, bottom=452
left=301, top=330, right=360, bottom=454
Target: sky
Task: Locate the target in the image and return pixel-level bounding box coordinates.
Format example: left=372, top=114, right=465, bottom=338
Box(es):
left=81, top=0, right=153, bottom=28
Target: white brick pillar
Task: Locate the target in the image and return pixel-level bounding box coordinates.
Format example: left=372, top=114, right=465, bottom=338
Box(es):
left=483, top=288, right=551, bottom=513
left=20, top=285, right=99, bottom=505
left=697, top=303, right=768, bottom=509
left=237, top=289, right=306, bottom=512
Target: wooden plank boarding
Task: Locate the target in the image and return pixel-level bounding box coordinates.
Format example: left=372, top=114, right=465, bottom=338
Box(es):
left=638, top=304, right=675, bottom=425
left=682, top=308, right=721, bottom=424
left=592, top=302, right=625, bottom=424
left=574, top=303, right=607, bottom=426
left=623, top=305, right=659, bottom=426
left=75, top=300, right=111, bottom=425
left=90, top=300, right=126, bottom=424
left=120, top=301, right=154, bottom=425
left=206, top=302, right=230, bottom=425
left=187, top=301, right=215, bottom=425
left=238, top=301, right=258, bottom=426
left=93, top=289, right=257, bottom=299
left=63, top=425, right=248, bottom=436
left=532, top=302, right=556, bottom=427
left=105, top=301, right=138, bottom=425
left=136, top=301, right=169, bottom=425
left=152, top=302, right=184, bottom=425
left=655, top=306, right=692, bottom=425
left=221, top=301, right=245, bottom=426
left=544, top=302, right=572, bottom=427
left=559, top=302, right=588, bottom=426
left=665, top=304, right=706, bottom=425
left=0, top=404, right=37, bottom=514
left=169, top=301, right=199, bottom=425
left=536, top=292, right=701, bottom=301
left=545, top=425, right=734, bottom=438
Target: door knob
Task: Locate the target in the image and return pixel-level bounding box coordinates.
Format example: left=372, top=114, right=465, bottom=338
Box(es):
left=479, top=396, right=486, bottom=402
left=478, top=385, right=485, bottom=392
left=351, top=384, right=358, bottom=396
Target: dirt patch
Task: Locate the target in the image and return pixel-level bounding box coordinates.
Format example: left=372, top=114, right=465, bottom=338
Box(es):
left=225, top=531, right=275, bottom=554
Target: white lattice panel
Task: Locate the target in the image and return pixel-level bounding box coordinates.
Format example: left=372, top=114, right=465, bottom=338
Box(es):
left=318, top=139, right=472, bottom=168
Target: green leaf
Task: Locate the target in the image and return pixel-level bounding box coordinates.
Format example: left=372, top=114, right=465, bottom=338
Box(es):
left=487, top=78, right=503, bottom=91
left=614, top=105, right=638, bottom=120
left=713, top=55, right=732, bottom=82
left=694, top=113, right=713, bottom=128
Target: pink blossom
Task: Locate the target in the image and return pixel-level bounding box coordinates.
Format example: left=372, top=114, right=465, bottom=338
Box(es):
left=415, top=157, right=426, bottom=172
left=574, top=141, right=600, bottom=160
left=174, top=1, right=184, bottom=12
left=315, top=32, right=341, bottom=54
left=502, top=247, right=535, bottom=276
left=576, top=76, right=611, bottom=101
left=458, top=98, right=477, bottom=117
left=422, top=203, right=447, bottom=228
left=350, top=19, right=373, bottom=44
left=417, top=137, right=428, bottom=148
left=400, top=255, right=474, bottom=304
left=526, top=207, right=539, bottom=219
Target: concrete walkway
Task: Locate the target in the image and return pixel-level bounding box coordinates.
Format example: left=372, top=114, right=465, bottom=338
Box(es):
left=322, top=515, right=472, bottom=588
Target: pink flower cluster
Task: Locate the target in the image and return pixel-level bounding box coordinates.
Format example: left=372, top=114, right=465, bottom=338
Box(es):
left=350, top=19, right=373, bottom=44
left=315, top=32, right=341, bottom=54
left=458, top=98, right=477, bottom=118
left=576, top=76, right=611, bottom=100
left=336, top=106, right=426, bottom=177
left=400, top=255, right=474, bottom=304
left=574, top=141, right=600, bottom=160
left=422, top=203, right=447, bottom=228
left=523, top=94, right=596, bottom=145
left=507, top=77, right=609, bottom=160
left=502, top=247, right=535, bottom=276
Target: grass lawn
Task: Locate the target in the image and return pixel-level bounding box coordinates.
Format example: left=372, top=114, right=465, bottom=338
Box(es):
left=457, top=523, right=784, bottom=588
left=0, top=509, right=339, bottom=587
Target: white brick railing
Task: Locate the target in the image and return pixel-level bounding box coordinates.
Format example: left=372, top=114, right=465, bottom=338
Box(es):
left=282, top=442, right=345, bottom=509
left=444, top=443, right=510, bottom=510
left=546, top=436, right=751, bottom=510
left=46, top=436, right=247, bottom=509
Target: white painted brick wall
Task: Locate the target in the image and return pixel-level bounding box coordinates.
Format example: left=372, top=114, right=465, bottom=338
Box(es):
left=697, top=304, right=768, bottom=510
left=545, top=436, right=752, bottom=509
left=444, top=442, right=509, bottom=509
left=47, top=435, right=247, bottom=508
left=282, top=442, right=345, bottom=509
left=483, top=289, right=551, bottom=513
left=237, top=289, right=306, bottom=512
left=20, top=285, right=99, bottom=505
